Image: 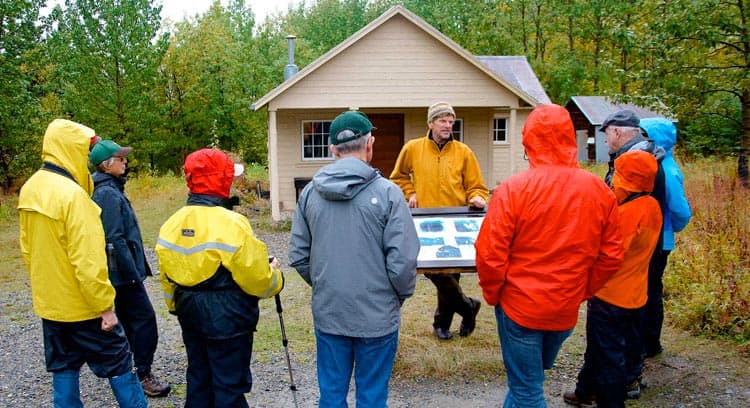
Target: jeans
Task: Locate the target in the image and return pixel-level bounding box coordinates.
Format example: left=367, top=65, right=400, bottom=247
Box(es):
left=575, top=297, right=641, bottom=408
left=495, top=305, right=572, bottom=408
left=52, top=369, right=146, bottom=408
left=643, top=249, right=671, bottom=356
left=315, top=328, right=399, bottom=408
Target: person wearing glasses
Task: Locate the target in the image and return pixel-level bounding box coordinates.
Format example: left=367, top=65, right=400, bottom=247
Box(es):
left=90, top=140, right=171, bottom=398
left=18, top=120, right=147, bottom=407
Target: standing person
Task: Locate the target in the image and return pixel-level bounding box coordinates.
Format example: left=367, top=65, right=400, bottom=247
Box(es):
left=289, top=110, right=419, bottom=407
left=564, top=150, right=663, bottom=408
left=155, top=148, right=284, bottom=407
left=90, top=140, right=171, bottom=397
left=475, top=104, right=624, bottom=407
left=17, top=119, right=147, bottom=407
left=390, top=101, right=488, bottom=340
left=638, top=118, right=692, bottom=359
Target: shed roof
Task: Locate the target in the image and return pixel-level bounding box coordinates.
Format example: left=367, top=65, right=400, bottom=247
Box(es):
left=252, top=5, right=548, bottom=110
left=569, top=96, right=675, bottom=125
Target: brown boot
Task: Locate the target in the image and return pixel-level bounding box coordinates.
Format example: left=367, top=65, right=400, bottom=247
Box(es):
left=140, top=373, right=171, bottom=397
left=563, top=390, right=597, bottom=407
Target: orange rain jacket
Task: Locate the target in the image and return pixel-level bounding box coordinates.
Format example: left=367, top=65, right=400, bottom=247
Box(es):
left=596, top=151, right=663, bottom=309
left=475, top=104, right=624, bottom=331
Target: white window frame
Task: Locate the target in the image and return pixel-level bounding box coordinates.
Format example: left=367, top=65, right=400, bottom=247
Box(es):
left=301, top=120, right=333, bottom=161
left=452, top=119, right=463, bottom=142
left=492, top=117, right=508, bottom=144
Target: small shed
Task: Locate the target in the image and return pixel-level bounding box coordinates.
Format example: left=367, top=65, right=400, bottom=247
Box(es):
left=565, top=96, right=673, bottom=162
left=252, top=5, right=550, bottom=220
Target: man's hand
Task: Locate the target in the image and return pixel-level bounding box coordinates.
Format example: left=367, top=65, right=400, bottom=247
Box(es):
left=269, top=256, right=281, bottom=269
left=408, top=193, right=418, bottom=208
left=469, top=196, right=486, bottom=209
left=101, top=310, right=118, bottom=332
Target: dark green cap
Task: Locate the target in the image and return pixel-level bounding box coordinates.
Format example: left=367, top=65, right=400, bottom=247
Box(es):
left=89, top=140, right=132, bottom=165
left=329, top=111, right=373, bottom=145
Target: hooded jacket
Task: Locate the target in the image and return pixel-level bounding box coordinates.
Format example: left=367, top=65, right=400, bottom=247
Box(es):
left=639, top=118, right=692, bottom=250
left=596, top=151, right=663, bottom=309
left=92, top=172, right=151, bottom=287
left=289, top=157, right=419, bottom=338
left=389, top=131, right=489, bottom=207
left=18, top=119, right=114, bottom=322
left=475, top=104, right=624, bottom=331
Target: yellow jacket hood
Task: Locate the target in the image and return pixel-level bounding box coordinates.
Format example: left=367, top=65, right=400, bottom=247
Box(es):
left=42, top=119, right=96, bottom=196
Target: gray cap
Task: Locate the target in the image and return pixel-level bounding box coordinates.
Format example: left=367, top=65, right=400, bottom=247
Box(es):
left=600, top=109, right=640, bottom=133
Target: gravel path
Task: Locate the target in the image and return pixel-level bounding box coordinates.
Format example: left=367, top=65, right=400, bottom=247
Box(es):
left=1, top=232, right=749, bottom=407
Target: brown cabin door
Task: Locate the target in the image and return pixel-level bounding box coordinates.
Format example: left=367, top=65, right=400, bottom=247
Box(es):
left=368, top=114, right=404, bottom=178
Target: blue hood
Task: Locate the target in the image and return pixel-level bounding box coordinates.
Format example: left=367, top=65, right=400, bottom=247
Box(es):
left=641, top=117, right=677, bottom=152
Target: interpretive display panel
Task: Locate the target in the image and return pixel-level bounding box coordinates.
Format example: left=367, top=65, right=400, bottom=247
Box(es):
left=410, top=206, right=486, bottom=270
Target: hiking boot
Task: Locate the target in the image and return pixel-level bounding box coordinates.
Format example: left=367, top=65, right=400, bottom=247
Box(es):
left=626, top=379, right=641, bottom=399
left=459, top=298, right=481, bottom=337
left=563, top=390, right=597, bottom=407
left=433, top=327, right=453, bottom=340
left=644, top=344, right=663, bottom=358
left=140, top=373, right=171, bottom=397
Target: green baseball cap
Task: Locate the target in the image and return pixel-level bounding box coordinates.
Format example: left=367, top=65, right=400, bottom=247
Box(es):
left=89, top=140, right=133, bottom=165
left=329, top=111, right=373, bottom=145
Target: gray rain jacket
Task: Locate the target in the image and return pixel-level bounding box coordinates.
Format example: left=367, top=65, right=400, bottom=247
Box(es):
left=288, top=157, right=419, bottom=337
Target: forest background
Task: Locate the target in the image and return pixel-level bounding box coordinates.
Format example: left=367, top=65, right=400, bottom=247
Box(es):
left=0, top=0, right=747, bottom=347
left=0, top=0, right=749, bottom=190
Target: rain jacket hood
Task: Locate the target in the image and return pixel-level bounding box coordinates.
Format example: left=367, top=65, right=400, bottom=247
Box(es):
left=613, top=150, right=657, bottom=201
left=641, top=117, right=676, bottom=153
left=42, top=119, right=97, bottom=196
left=312, top=157, right=379, bottom=201
left=522, top=104, right=579, bottom=168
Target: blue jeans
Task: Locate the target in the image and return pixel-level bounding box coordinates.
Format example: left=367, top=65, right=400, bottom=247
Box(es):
left=495, top=305, right=572, bottom=408
left=315, top=328, right=399, bottom=408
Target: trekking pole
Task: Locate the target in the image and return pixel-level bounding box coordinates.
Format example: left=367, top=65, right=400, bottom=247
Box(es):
left=275, top=292, right=300, bottom=408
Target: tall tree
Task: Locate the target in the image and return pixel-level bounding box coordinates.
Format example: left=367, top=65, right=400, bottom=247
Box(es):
left=0, top=0, right=45, bottom=193
left=48, top=0, right=168, bottom=161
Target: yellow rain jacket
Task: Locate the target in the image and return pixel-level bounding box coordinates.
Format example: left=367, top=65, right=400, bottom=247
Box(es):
left=156, top=204, right=283, bottom=313
left=18, top=119, right=114, bottom=322
left=390, top=131, right=489, bottom=207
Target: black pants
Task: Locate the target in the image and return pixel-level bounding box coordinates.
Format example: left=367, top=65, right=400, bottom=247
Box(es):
left=43, top=318, right=133, bottom=378
left=642, top=248, right=671, bottom=356
left=426, top=273, right=475, bottom=330
left=575, top=297, right=642, bottom=408
left=114, top=281, right=159, bottom=378
left=181, top=329, right=253, bottom=408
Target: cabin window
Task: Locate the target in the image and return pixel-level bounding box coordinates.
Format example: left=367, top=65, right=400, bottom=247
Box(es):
left=302, top=120, right=333, bottom=160
left=452, top=119, right=463, bottom=142
left=493, top=118, right=508, bottom=143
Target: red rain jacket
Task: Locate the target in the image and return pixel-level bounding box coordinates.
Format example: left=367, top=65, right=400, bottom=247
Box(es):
left=475, top=104, right=624, bottom=331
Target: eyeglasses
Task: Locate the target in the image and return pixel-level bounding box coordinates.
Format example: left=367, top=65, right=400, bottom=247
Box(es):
left=111, top=156, right=126, bottom=162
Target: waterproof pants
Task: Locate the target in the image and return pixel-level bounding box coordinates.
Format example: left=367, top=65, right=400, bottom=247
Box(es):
left=114, top=281, right=159, bottom=378
left=642, top=248, right=671, bottom=356
left=181, top=329, right=253, bottom=408
left=575, top=297, right=641, bottom=408
left=426, top=273, right=475, bottom=330
left=43, top=318, right=146, bottom=408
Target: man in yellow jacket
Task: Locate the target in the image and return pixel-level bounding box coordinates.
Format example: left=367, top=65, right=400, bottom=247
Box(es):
left=18, top=119, right=147, bottom=407
left=390, top=102, right=489, bottom=340
left=156, top=148, right=283, bottom=407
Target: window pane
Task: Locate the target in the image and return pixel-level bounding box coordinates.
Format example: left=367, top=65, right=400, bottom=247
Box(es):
left=493, top=118, right=507, bottom=142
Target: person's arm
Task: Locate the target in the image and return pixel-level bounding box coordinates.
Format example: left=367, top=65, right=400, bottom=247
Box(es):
left=667, top=169, right=692, bottom=232
left=383, top=189, right=419, bottom=303
left=288, top=197, right=313, bottom=286
left=230, top=219, right=283, bottom=299
left=389, top=144, right=416, bottom=204
left=67, top=191, right=116, bottom=313
left=93, top=187, right=138, bottom=278
left=463, top=149, right=489, bottom=206
left=474, top=185, right=513, bottom=306
left=587, top=197, right=624, bottom=297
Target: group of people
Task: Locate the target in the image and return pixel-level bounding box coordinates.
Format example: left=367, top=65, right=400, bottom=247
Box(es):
left=18, top=120, right=283, bottom=407
left=17, top=99, right=689, bottom=408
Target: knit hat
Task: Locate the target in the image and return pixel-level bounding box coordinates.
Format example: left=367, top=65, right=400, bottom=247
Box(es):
left=184, top=149, right=244, bottom=199
left=427, top=102, right=455, bottom=123
left=329, top=111, right=373, bottom=145
left=89, top=140, right=133, bottom=166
